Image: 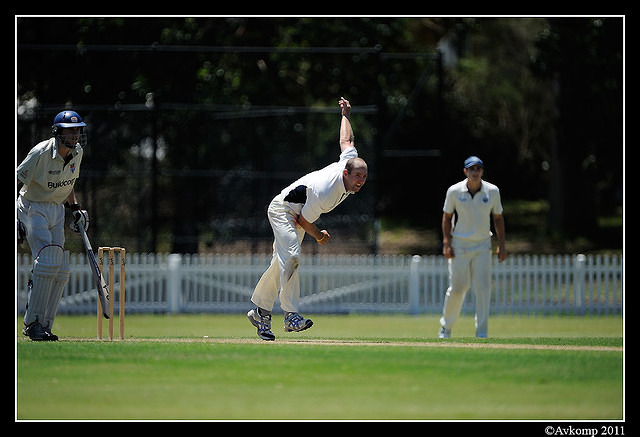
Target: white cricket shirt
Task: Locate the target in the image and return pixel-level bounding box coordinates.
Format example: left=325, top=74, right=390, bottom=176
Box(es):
left=17, top=138, right=83, bottom=204
left=280, top=146, right=358, bottom=223
left=443, top=179, right=503, bottom=242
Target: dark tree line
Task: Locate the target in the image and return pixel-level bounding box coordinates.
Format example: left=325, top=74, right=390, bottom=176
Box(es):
left=17, top=17, right=623, bottom=253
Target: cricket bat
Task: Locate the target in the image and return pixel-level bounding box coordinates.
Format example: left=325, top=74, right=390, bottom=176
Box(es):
left=79, top=226, right=110, bottom=319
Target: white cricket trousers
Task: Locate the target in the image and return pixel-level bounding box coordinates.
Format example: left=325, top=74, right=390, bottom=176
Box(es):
left=251, top=195, right=305, bottom=313
left=17, top=197, right=66, bottom=257
left=440, top=239, right=493, bottom=337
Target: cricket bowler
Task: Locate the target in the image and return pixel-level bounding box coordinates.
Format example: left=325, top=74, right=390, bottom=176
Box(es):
left=248, top=97, right=368, bottom=340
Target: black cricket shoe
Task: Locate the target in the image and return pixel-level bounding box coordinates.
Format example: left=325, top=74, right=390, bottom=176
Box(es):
left=22, top=321, right=48, bottom=341
left=44, top=327, right=59, bottom=341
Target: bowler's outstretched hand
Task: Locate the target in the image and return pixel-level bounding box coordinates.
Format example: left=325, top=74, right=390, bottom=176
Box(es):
left=339, top=97, right=351, bottom=117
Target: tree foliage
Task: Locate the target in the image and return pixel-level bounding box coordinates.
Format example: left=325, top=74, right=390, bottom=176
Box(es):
left=17, top=17, right=623, bottom=253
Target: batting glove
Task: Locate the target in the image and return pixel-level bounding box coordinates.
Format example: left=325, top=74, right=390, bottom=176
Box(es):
left=68, top=203, right=90, bottom=232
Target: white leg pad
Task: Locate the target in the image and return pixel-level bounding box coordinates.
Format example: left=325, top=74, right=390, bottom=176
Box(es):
left=24, top=245, right=64, bottom=326
left=44, top=250, right=70, bottom=331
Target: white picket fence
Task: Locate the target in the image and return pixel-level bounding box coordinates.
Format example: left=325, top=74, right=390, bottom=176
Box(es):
left=16, top=252, right=623, bottom=316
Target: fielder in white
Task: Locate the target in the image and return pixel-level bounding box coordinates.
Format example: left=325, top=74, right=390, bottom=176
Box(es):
left=17, top=111, right=90, bottom=341
left=438, top=156, right=507, bottom=338
left=248, top=97, right=368, bottom=340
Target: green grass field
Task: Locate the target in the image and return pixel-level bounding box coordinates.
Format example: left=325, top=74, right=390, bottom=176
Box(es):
left=16, top=314, right=623, bottom=421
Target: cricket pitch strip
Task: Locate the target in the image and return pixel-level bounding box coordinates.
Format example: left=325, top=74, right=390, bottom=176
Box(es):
left=60, top=337, right=622, bottom=352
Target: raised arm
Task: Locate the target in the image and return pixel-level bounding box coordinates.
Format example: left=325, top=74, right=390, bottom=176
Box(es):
left=339, top=97, right=354, bottom=152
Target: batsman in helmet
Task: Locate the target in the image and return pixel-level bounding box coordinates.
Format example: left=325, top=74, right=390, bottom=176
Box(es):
left=17, top=110, right=90, bottom=341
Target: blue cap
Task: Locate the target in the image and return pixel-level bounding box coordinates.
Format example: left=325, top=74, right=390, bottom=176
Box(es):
left=464, top=156, right=484, bottom=168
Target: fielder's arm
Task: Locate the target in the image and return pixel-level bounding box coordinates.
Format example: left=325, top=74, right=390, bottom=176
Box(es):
left=442, top=212, right=455, bottom=258
left=493, top=214, right=507, bottom=262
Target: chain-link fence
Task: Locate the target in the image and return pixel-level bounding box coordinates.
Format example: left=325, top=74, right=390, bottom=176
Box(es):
left=17, top=45, right=444, bottom=255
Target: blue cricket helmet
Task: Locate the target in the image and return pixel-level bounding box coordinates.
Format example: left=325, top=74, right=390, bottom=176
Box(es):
left=52, top=110, right=86, bottom=131
left=52, top=110, right=87, bottom=147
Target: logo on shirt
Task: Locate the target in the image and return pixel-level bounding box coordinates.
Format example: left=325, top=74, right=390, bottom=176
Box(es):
left=47, top=178, right=77, bottom=190
left=70, top=163, right=76, bottom=173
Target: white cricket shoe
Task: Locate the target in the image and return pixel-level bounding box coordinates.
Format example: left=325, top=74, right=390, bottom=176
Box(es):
left=438, top=327, right=451, bottom=338
left=247, top=308, right=276, bottom=341
left=284, top=312, right=313, bottom=332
